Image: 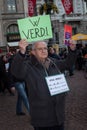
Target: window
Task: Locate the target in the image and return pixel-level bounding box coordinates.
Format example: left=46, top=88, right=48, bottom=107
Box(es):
left=55, top=32, right=59, bottom=44
left=84, top=0, right=87, bottom=14
left=7, top=0, right=16, bottom=12
left=72, top=27, right=77, bottom=35
left=44, top=0, right=53, bottom=3
left=7, top=24, right=19, bottom=34
left=6, top=24, right=21, bottom=42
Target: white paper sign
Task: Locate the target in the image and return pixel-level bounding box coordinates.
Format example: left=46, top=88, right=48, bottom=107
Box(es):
left=45, top=74, right=69, bottom=96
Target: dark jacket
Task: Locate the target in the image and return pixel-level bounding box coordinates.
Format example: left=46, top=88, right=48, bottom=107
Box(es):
left=11, top=49, right=77, bottom=127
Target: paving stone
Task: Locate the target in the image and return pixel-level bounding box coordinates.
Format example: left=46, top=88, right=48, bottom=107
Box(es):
left=0, top=70, right=87, bottom=130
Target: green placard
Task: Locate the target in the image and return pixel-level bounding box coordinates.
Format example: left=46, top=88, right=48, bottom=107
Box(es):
left=17, top=15, right=53, bottom=42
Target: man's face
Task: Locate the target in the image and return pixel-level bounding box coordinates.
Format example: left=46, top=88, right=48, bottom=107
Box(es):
left=31, top=41, right=48, bottom=61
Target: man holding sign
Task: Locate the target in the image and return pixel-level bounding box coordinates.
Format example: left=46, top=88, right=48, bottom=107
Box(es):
left=11, top=39, right=76, bottom=130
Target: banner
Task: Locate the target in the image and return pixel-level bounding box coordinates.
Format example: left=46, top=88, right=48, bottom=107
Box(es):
left=62, top=0, right=73, bottom=14
left=17, top=15, right=53, bottom=42
left=28, top=0, right=36, bottom=17
left=56, top=0, right=65, bottom=15
left=73, top=0, right=83, bottom=14
left=64, top=24, right=72, bottom=45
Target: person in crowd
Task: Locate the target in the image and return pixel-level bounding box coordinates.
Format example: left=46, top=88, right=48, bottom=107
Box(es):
left=48, top=47, right=61, bottom=60
left=14, top=81, right=30, bottom=115
left=82, top=44, right=87, bottom=57
left=0, top=48, right=2, bottom=53
left=76, top=45, right=83, bottom=70
left=8, top=50, right=30, bottom=116
left=0, top=55, right=14, bottom=95
left=11, top=39, right=76, bottom=130
left=59, top=48, right=68, bottom=60
left=68, top=46, right=75, bottom=76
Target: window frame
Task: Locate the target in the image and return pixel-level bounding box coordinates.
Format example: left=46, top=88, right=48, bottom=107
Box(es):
left=5, top=0, right=17, bottom=13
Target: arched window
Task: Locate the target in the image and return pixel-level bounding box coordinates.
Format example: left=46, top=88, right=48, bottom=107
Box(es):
left=6, top=24, right=20, bottom=42
left=7, top=24, right=19, bottom=34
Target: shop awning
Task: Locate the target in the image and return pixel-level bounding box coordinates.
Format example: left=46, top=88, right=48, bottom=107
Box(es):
left=72, top=33, right=87, bottom=41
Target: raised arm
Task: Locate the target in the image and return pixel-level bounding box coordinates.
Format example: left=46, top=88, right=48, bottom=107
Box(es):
left=56, top=41, right=77, bottom=72
left=18, top=39, right=28, bottom=54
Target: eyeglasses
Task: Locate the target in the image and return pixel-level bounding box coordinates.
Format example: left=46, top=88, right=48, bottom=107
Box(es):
left=34, top=47, right=48, bottom=52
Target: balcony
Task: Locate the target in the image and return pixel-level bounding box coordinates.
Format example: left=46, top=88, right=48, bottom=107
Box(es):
left=63, top=14, right=83, bottom=21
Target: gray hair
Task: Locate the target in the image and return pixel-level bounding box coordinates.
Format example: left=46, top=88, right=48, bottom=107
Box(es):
left=31, top=40, right=48, bottom=50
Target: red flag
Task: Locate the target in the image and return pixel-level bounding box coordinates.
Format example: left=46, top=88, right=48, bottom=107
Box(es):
left=62, top=0, right=73, bottom=14
left=28, top=0, right=36, bottom=17
left=64, top=24, right=72, bottom=45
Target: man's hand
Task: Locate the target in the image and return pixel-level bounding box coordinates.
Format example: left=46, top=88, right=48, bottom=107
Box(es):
left=19, top=39, right=28, bottom=54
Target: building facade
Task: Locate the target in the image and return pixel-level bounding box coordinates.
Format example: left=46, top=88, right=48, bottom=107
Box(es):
left=36, top=0, right=87, bottom=47
left=0, top=0, right=25, bottom=49
left=0, top=0, right=87, bottom=50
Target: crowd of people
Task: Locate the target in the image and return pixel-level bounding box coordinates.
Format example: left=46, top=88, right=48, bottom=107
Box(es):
left=0, top=40, right=87, bottom=130
left=0, top=49, right=29, bottom=115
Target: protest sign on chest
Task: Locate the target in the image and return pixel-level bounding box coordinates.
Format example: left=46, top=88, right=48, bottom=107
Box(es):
left=45, top=74, right=69, bottom=96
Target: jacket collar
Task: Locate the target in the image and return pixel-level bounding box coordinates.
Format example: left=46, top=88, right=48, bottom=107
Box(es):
left=30, top=54, right=42, bottom=66
left=30, top=54, right=51, bottom=69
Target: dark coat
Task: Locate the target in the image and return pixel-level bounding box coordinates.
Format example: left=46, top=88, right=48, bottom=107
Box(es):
left=11, top=49, right=77, bottom=127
